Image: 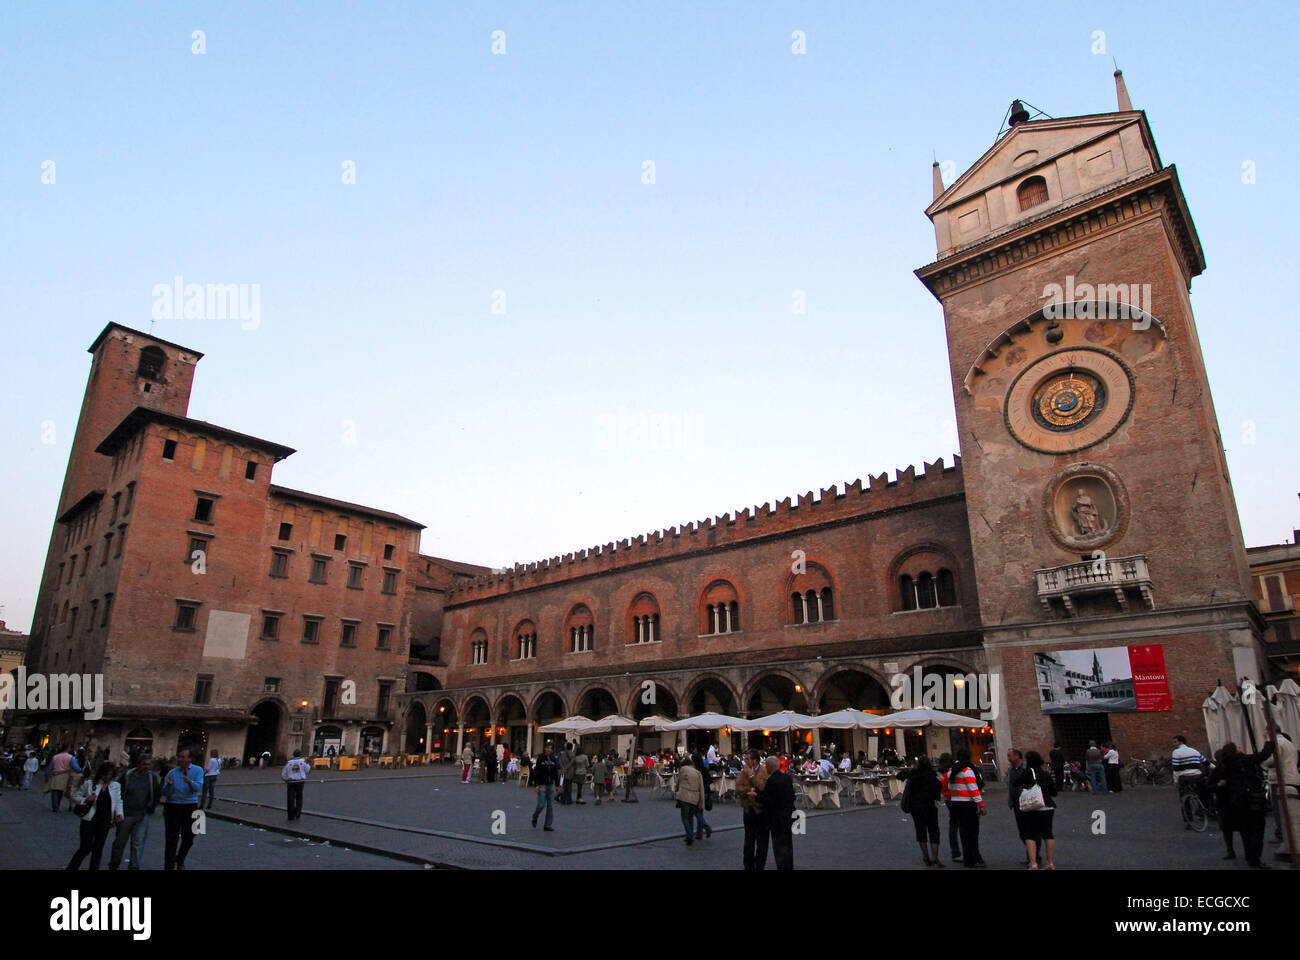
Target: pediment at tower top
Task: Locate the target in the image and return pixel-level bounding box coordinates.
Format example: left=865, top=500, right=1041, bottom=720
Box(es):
left=926, top=112, right=1163, bottom=260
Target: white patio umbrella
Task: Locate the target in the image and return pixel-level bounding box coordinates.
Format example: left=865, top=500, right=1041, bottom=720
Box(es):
left=1238, top=684, right=1269, bottom=753
left=809, top=708, right=884, bottom=729
left=662, top=712, right=744, bottom=730
left=637, top=715, right=677, bottom=731
left=584, top=714, right=638, bottom=734
left=1202, top=686, right=1234, bottom=755
left=733, top=710, right=818, bottom=731
left=1270, top=678, right=1300, bottom=740
left=538, top=715, right=595, bottom=734
left=870, top=707, right=987, bottom=729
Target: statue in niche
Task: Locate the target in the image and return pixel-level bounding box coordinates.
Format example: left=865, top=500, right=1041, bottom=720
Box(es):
left=1071, top=488, right=1106, bottom=537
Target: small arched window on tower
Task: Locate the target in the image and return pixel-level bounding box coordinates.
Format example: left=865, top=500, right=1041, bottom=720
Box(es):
left=1017, top=175, right=1049, bottom=212
left=937, top=568, right=957, bottom=607
left=138, top=346, right=166, bottom=382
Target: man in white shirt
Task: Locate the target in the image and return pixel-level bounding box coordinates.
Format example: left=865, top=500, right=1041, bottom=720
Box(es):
left=1103, top=744, right=1121, bottom=793
left=838, top=754, right=852, bottom=773
left=202, top=749, right=221, bottom=810
left=706, top=744, right=719, bottom=767
left=282, top=749, right=311, bottom=821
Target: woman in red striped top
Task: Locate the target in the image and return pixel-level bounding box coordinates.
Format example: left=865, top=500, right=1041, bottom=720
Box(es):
left=943, top=748, right=987, bottom=868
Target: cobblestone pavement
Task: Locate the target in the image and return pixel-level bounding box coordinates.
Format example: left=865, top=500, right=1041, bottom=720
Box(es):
left=0, top=763, right=1264, bottom=871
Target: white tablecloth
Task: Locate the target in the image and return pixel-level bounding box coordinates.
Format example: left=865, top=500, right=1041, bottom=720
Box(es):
left=803, top=780, right=841, bottom=808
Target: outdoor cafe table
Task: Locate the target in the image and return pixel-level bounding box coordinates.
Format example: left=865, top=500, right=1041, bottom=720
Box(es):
left=802, top=778, right=841, bottom=809
left=847, top=777, right=885, bottom=804
left=311, top=757, right=331, bottom=770
left=377, top=755, right=395, bottom=767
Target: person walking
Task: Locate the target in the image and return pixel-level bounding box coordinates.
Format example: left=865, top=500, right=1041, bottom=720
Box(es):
left=1103, top=743, right=1122, bottom=793
left=937, top=753, right=963, bottom=863
left=737, top=749, right=770, bottom=870
left=1084, top=741, right=1107, bottom=794
left=109, top=752, right=160, bottom=870
left=557, top=742, right=575, bottom=804
left=1212, top=747, right=1236, bottom=860
left=571, top=745, right=589, bottom=804
left=1048, top=743, right=1065, bottom=793
left=1017, top=751, right=1057, bottom=870
left=759, top=756, right=795, bottom=870
left=1213, top=740, right=1275, bottom=868
left=673, top=757, right=706, bottom=846
left=66, top=762, right=123, bottom=870
left=1006, top=749, right=1040, bottom=866
left=282, top=749, right=310, bottom=821
left=899, top=755, right=944, bottom=867
left=161, top=748, right=203, bottom=871
left=485, top=741, right=497, bottom=783
left=530, top=742, right=559, bottom=831
left=591, top=754, right=608, bottom=805
left=690, top=750, right=714, bottom=839
left=460, top=744, right=473, bottom=783
left=495, top=741, right=505, bottom=782
left=945, top=748, right=986, bottom=868
left=201, top=749, right=221, bottom=809
left=23, top=750, right=39, bottom=790
left=46, top=746, right=78, bottom=813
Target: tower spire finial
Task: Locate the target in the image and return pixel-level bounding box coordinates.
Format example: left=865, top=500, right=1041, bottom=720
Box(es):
left=932, top=158, right=945, bottom=200
left=1114, top=66, right=1133, bottom=112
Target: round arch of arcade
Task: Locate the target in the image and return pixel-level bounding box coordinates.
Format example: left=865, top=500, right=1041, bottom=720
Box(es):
left=624, top=679, right=682, bottom=719
left=739, top=668, right=812, bottom=715
left=572, top=682, right=620, bottom=719
left=679, top=673, right=742, bottom=716
left=808, top=664, right=894, bottom=713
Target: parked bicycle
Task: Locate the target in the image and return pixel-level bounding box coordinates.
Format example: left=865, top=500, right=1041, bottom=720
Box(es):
left=1177, top=772, right=1216, bottom=831
left=1127, top=756, right=1173, bottom=787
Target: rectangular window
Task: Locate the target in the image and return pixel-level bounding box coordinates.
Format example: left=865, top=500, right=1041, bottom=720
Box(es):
left=88, top=600, right=98, bottom=630
left=188, top=537, right=208, bottom=564
left=67, top=556, right=76, bottom=583
left=348, top=564, right=363, bottom=589
left=174, top=602, right=198, bottom=631
left=245, top=461, right=258, bottom=481
left=101, top=594, right=113, bottom=628
left=323, top=679, right=340, bottom=716
left=68, top=607, right=78, bottom=636
left=377, top=682, right=393, bottom=718
left=102, top=533, right=112, bottom=565
left=110, top=493, right=121, bottom=525
left=163, top=439, right=178, bottom=461
left=278, top=522, right=293, bottom=541
left=81, top=547, right=90, bottom=575
left=382, top=571, right=397, bottom=594
left=340, top=621, right=357, bottom=647
left=334, top=533, right=347, bottom=552
left=269, top=550, right=289, bottom=577
left=310, top=558, right=327, bottom=583
left=377, top=626, right=392, bottom=650
left=115, top=525, right=126, bottom=557
left=383, top=544, right=395, bottom=561
left=124, top=482, right=135, bottom=516
left=264, top=677, right=281, bottom=693
left=193, top=675, right=213, bottom=705
left=302, top=617, right=321, bottom=644
left=261, top=614, right=280, bottom=640
left=194, top=497, right=214, bottom=522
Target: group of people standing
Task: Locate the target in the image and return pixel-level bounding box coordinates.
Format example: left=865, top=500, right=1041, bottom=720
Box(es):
left=897, top=748, right=1000, bottom=869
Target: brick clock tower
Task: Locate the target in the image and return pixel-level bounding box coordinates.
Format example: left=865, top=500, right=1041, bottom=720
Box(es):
left=916, top=76, right=1265, bottom=761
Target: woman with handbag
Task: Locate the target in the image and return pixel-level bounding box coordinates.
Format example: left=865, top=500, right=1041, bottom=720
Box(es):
left=1018, top=751, right=1057, bottom=870
left=898, top=756, right=944, bottom=867
left=66, top=762, right=124, bottom=870
left=1213, top=740, right=1275, bottom=868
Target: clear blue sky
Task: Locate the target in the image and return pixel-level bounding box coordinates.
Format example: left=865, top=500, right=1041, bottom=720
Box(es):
left=3, top=1, right=1297, bottom=632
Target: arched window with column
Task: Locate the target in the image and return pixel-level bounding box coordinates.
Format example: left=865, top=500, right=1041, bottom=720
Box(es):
left=699, top=579, right=741, bottom=635
left=469, top=628, right=489, bottom=665
left=512, top=619, right=537, bottom=660
left=565, top=604, right=595, bottom=653
left=892, top=545, right=962, bottom=613
left=628, top=592, right=661, bottom=644
left=787, top=563, right=835, bottom=625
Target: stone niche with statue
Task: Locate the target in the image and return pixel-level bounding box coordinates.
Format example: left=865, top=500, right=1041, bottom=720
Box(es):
left=1043, top=462, right=1128, bottom=552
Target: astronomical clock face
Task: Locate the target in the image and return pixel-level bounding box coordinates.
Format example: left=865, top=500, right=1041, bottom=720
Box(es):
left=1004, top=348, right=1134, bottom=455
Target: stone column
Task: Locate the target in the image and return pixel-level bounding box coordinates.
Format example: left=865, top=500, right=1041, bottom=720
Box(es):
left=455, top=723, right=464, bottom=756
left=424, top=722, right=434, bottom=756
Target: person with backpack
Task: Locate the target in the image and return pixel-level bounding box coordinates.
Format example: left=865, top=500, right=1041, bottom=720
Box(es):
left=898, top=755, right=944, bottom=867
left=282, top=749, right=311, bottom=821
left=1212, top=740, right=1276, bottom=868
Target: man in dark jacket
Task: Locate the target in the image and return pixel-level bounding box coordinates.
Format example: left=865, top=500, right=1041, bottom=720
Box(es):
left=1049, top=744, right=1065, bottom=793
left=109, top=751, right=160, bottom=870
left=737, top=749, right=770, bottom=870
left=759, top=756, right=796, bottom=870
left=530, top=743, right=560, bottom=831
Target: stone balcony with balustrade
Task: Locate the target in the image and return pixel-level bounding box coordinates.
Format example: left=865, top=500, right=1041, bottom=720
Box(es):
left=1035, top=555, right=1154, bottom=617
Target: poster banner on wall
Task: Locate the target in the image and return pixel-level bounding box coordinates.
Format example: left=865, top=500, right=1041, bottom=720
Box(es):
left=1034, top=644, right=1171, bottom=714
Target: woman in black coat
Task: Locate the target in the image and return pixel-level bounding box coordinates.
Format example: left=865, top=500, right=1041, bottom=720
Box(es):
left=1212, top=741, right=1275, bottom=868
left=1017, top=751, right=1057, bottom=870
left=899, top=755, right=944, bottom=867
